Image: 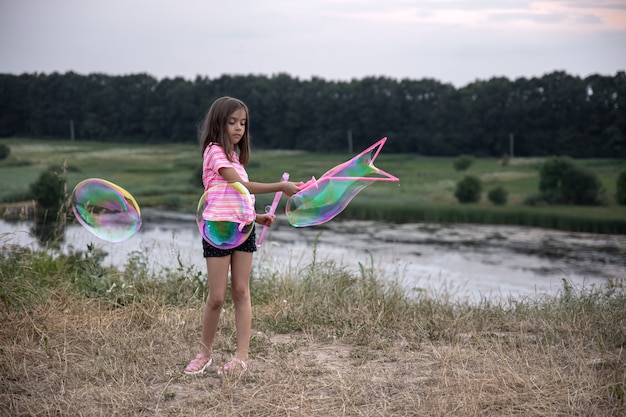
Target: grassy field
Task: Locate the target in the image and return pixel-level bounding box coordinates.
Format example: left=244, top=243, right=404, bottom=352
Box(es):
left=2, top=140, right=625, bottom=415
left=1, top=138, right=625, bottom=233
left=0, top=242, right=624, bottom=416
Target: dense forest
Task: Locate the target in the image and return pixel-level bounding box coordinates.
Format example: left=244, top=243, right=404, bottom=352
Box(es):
left=0, top=71, right=624, bottom=157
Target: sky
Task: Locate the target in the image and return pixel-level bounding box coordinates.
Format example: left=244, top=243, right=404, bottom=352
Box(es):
left=1, top=0, right=625, bottom=87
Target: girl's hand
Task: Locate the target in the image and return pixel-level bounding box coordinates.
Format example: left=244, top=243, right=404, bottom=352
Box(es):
left=256, top=213, right=276, bottom=226
left=281, top=181, right=301, bottom=197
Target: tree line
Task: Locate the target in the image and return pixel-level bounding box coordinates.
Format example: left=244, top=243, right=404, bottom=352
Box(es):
left=0, top=70, right=624, bottom=157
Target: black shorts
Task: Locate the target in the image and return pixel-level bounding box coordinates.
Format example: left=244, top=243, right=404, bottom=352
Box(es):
left=202, top=226, right=257, bottom=257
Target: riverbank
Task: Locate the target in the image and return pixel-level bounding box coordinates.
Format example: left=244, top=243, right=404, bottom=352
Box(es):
left=0, top=201, right=36, bottom=220
left=2, top=212, right=624, bottom=303
left=4, top=195, right=626, bottom=240
left=1, top=242, right=624, bottom=416
left=2, top=139, right=625, bottom=235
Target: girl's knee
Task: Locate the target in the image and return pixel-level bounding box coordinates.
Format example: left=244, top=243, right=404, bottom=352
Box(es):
left=206, top=296, right=225, bottom=311
left=230, top=285, right=250, bottom=303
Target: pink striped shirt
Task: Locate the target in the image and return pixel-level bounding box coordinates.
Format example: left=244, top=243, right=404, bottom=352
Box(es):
left=201, top=144, right=255, bottom=224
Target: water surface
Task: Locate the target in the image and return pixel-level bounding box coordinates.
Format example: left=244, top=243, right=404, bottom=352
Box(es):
left=2, top=210, right=624, bottom=302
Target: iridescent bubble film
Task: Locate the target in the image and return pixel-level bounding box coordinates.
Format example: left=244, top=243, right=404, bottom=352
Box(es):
left=196, top=182, right=256, bottom=249
left=285, top=178, right=374, bottom=227
left=71, top=178, right=142, bottom=242
left=286, top=138, right=399, bottom=227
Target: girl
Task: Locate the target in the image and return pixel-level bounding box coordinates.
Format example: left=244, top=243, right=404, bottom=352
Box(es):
left=184, top=96, right=300, bottom=375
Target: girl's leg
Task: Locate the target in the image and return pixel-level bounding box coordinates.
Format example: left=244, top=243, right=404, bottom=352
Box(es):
left=229, top=251, right=253, bottom=362
left=184, top=255, right=231, bottom=374
left=199, top=255, right=231, bottom=357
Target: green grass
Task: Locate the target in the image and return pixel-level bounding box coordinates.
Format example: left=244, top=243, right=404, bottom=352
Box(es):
left=1, top=138, right=625, bottom=233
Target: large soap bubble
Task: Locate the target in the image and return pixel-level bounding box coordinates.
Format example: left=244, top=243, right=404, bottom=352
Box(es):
left=286, top=137, right=399, bottom=227
left=285, top=177, right=374, bottom=227
left=70, top=178, right=142, bottom=242
left=196, top=182, right=256, bottom=249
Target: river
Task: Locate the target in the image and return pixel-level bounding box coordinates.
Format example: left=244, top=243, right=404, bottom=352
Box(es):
left=1, top=209, right=624, bottom=303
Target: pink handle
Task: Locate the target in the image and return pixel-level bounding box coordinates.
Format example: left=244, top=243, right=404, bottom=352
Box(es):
left=297, top=176, right=318, bottom=191
left=257, top=172, right=289, bottom=247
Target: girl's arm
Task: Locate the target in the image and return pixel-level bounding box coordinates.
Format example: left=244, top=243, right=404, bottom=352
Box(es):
left=218, top=167, right=300, bottom=196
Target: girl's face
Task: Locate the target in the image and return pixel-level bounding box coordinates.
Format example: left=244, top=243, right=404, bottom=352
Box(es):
left=226, top=108, right=247, bottom=145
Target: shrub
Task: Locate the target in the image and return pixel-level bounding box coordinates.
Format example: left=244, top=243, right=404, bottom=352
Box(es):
left=617, top=170, right=626, bottom=205
left=538, top=157, right=605, bottom=205
left=539, top=157, right=570, bottom=196
left=30, top=166, right=66, bottom=212
left=453, top=155, right=474, bottom=172
left=562, top=165, right=606, bottom=205
left=487, top=186, right=508, bottom=205
left=0, top=143, right=10, bottom=160
left=454, top=175, right=482, bottom=203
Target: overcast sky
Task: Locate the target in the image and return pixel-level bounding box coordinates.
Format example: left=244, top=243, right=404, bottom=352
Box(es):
left=1, top=0, right=625, bottom=87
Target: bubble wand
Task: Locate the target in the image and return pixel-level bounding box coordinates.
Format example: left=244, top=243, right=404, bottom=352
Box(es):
left=257, top=172, right=289, bottom=247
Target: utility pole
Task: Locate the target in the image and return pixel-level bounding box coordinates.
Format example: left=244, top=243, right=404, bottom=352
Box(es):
left=509, top=132, right=514, bottom=159
left=70, top=120, right=75, bottom=141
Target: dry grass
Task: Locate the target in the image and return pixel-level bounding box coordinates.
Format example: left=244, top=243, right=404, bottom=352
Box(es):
left=1, top=245, right=624, bottom=416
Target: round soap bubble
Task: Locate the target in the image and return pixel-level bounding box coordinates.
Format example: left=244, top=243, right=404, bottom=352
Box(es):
left=70, top=178, right=142, bottom=242
left=196, top=182, right=256, bottom=249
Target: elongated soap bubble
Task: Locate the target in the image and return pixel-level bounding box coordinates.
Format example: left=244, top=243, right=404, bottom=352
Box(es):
left=286, top=178, right=374, bottom=227
left=196, top=182, right=256, bottom=249
left=71, top=178, right=142, bottom=242
left=286, top=137, right=399, bottom=227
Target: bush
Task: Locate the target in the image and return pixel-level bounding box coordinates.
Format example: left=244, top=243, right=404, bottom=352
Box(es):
left=539, top=157, right=571, bottom=197
left=538, top=157, right=605, bottom=205
left=0, top=144, right=10, bottom=160
left=454, top=175, right=482, bottom=203
left=453, top=155, right=474, bottom=172
left=563, top=165, right=606, bottom=205
left=487, top=186, right=508, bottom=205
left=30, top=166, right=66, bottom=212
left=617, top=170, right=626, bottom=205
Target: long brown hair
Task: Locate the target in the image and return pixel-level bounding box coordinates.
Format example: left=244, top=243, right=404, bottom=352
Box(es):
left=198, top=96, right=250, bottom=166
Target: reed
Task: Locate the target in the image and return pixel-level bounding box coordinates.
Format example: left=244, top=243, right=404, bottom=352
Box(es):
left=343, top=200, right=626, bottom=234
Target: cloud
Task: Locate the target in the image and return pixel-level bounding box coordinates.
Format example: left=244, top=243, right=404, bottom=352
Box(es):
left=487, top=11, right=568, bottom=25
left=0, top=0, right=624, bottom=87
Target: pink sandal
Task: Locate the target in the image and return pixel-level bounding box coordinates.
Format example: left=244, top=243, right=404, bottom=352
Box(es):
left=218, top=357, right=248, bottom=375
left=184, top=354, right=212, bottom=375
